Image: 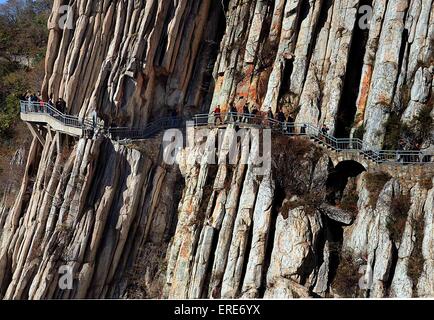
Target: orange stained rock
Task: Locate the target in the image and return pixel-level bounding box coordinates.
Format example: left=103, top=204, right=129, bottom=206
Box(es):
left=214, top=75, right=224, bottom=94
left=355, top=65, right=372, bottom=126
left=179, top=237, right=191, bottom=258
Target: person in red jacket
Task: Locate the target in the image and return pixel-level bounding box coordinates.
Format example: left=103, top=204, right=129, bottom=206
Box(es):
left=213, top=105, right=222, bottom=125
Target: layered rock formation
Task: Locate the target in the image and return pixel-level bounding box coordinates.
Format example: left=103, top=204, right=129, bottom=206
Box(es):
left=1, top=0, right=434, bottom=299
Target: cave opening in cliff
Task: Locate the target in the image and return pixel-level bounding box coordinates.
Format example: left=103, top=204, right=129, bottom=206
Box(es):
left=334, top=0, right=372, bottom=138
left=326, top=218, right=345, bottom=287
left=277, top=58, right=294, bottom=104
left=326, top=160, right=366, bottom=204
left=195, top=0, right=231, bottom=113
left=276, top=0, right=311, bottom=103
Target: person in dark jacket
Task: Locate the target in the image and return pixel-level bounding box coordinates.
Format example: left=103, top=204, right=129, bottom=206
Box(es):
left=242, top=104, right=250, bottom=123
left=251, top=107, right=260, bottom=125
left=46, top=96, right=53, bottom=113
left=229, top=103, right=238, bottom=122
left=30, top=93, right=38, bottom=102
left=29, top=93, right=38, bottom=112
left=55, top=98, right=67, bottom=114
left=59, top=98, right=67, bottom=113
left=286, top=113, right=295, bottom=134
left=55, top=98, right=62, bottom=113
left=277, top=109, right=285, bottom=123
left=276, top=109, right=286, bottom=132
left=48, top=96, right=54, bottom=107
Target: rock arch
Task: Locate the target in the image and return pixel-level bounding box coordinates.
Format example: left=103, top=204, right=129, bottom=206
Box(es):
left=326, top=160, right=366, bottom=204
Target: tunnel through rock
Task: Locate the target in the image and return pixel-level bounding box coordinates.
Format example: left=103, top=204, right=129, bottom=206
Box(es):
left=324, top=159, right=365, bottom=297
left=326, top=160, right=366, bottom=205
left=335, top=0, right=372, bottom=138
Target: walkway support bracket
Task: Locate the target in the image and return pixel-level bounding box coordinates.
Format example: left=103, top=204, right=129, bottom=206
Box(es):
left=26, top=122, right=45, bottom=147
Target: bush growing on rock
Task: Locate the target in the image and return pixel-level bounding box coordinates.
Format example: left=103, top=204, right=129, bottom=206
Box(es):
left=419, top=177, right=433, bottom=190
left=338, top=179, right=359, bottom=216
left=383, top=113, right=402, bottom=150
left=406, top=105, right=434, bottom=146
left=272, top=136, right=325, bottom=216
left=332, top=249, right=361, bottom=298
left=272, top=135, right=323, bottom=196
left=383, top=106, right=434, bottom=150
left=387, top=193, right=411, bottom=243
left=365, top=172, right=391, bottom=208
left=125, top=245, right=168, bottom=299
left=407, top=217, right=425, bottom=295
left=353, top=124, right=365, bottom=141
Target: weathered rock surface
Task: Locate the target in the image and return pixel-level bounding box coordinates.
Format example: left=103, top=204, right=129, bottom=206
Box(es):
left=1, top=0, right=434, bottom=299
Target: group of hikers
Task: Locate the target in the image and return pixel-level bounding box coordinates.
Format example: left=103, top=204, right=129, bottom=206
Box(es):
left=212, top=102, right=430, bottom=163
left=22, top=90, right=67, bottom=115
left=212, top=101, right=296, bottom=130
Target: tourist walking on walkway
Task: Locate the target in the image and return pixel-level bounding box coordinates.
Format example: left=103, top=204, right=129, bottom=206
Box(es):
left=286, top=114, right=294, bottom=134
left=397, top=138, right=405, bottom=162
left=30, top=93, right=38, bottom=112
left=321, top=124, right=329, bottom=143
left=92, top=110, right=98, bottom=129
left=251, top=107, right=259, bottom=125
left=59, top=98, right=66, bottom=113
left=242, top=103, right=250, bottom=123
left=26, top=93, right=32, bottom=112
left=38, top=94, right=45, bottom=112
left=321, top=124, right=329, bottom=135
left=55, top=98, right=62, bottom=113
left=267, top=109, right=274, bottom=127
left=276, top=109, right=286, bottom=132
left=228, top=103, right=238, bottom=123
left=30, top=93, right=38, bottom=102
left=47, top=96, right=54, bottom=115
left=213, top=105, right=222, bottom=125
left=55, top=98, right=67, bottom=120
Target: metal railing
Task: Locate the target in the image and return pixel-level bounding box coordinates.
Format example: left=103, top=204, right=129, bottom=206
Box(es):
left=20, top=100, right=93, bottom=129
left=191, top=112, right=434, bottom=165
left=19, top=102, right=434, bottom=165
left=107, top=117, right=185, bottom=140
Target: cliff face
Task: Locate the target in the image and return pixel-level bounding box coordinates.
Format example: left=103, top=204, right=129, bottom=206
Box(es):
left=162, top=130, right=434, bottom=298
left=1, top=0, right=434, bottom=299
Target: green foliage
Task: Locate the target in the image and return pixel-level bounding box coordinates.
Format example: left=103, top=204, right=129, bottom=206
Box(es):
left=383, top=113, right=402, bottom=150
left=407, top=105, right=433, bottom=145
left=353, top=124, right=365, bottom=140
left=383, top=106, right=434, bottom=150
left=0, top=94, right=20, bottom=137
left=0, top=0, right=51, bottom=137
left=0, top=0, right=51, bottom=59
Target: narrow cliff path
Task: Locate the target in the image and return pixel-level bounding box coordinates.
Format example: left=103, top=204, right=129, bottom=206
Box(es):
left=20, top=100, right=434, bottom=167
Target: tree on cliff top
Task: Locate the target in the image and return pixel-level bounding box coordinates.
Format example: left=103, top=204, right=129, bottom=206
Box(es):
left=0, top=0, right=51, bottom=137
